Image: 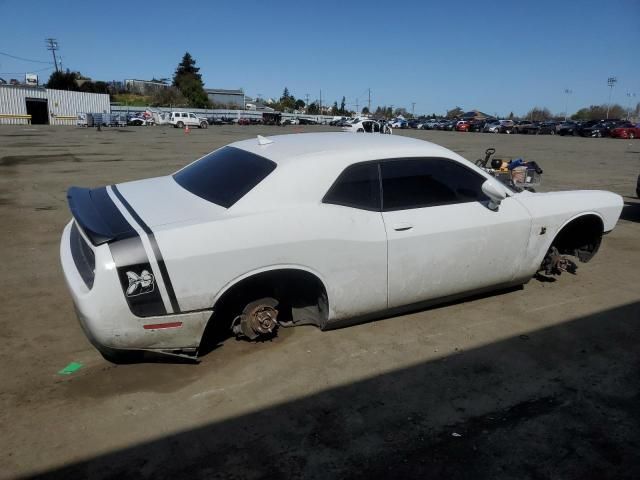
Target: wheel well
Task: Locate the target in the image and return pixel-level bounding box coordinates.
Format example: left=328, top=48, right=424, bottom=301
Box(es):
left=551, top=214, right=604, bottom=262
left=213, top=269, right=329, bottom=329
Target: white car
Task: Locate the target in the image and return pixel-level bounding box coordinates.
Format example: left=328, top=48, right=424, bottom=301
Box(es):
left=61, top=133, right=622, bottom=361
left=169, top=111, right=208, bottom=129
left=342, top=119, right=391, bottom=134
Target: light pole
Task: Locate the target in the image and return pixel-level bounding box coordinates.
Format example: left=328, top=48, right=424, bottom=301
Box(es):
left=564, top=89, right=572, bottom=121
left=626, top=92, right=637, bottom=120
left=606, top=76, right=617, bottom=119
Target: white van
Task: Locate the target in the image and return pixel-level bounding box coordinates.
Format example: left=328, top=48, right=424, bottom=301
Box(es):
left=169, top=111, right=208, bottom=129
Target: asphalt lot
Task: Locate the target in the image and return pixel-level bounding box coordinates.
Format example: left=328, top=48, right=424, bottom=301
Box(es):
left=1, top=124, right=639, bottom=479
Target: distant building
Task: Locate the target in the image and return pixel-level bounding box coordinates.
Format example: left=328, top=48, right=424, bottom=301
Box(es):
left=462, top=110, right=493, bottom=120
left=125, top=79, right=170, bottom=95
left=0, top=84, right=110, bottom=125
left=205, top=88, right=244, bottom=108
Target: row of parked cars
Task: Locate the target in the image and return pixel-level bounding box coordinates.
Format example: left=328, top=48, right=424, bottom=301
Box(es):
left=408, top=118, right=640, bottom=138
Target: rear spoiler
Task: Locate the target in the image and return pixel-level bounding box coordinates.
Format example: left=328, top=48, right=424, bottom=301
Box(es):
left=67, top=186, right=136, bottom=246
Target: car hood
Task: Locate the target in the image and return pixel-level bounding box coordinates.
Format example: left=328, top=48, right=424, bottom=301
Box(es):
left=115, top=175, right=228, bottom=229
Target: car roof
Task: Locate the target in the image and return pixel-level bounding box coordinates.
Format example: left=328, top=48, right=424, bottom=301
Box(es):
left=229, top=132, right=462, bottom=167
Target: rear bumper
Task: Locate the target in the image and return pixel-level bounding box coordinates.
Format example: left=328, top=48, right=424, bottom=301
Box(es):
left=60, top=220, right=211, bottom=354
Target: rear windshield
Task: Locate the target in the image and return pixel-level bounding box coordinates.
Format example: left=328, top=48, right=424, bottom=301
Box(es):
left=173, top=146, right=276, bottom=208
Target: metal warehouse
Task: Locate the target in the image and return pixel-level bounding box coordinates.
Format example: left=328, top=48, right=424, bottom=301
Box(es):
left=0, top=85, right=110, bottom=125
left=205, top=88, right=245, bottom=108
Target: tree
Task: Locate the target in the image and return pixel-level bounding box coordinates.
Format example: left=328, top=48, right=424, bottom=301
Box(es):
left=150, top=87, right=187, bottom=107
left=508, top=112, right=515, bottom=120
left=339, top=96, right=346, bottom=114
left=295, top=99, right=306, bottom=111
left=46, top=70, right=79, bottom=90
left=361, top=106, right=370, bottom=115
left=525, top=107, right=552, bottom=122
left=307, top=102, right=319, bottom=114
left=446, top=106, right=464, bottom=119
left=278, top=87, right=296, bottom=111
left=172, top=52, right=210, bottom=108
left=571, top=104, right=626, bottom=121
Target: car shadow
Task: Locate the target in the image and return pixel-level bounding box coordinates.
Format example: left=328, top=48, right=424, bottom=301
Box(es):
left=27, top=301, right=640, bottom=480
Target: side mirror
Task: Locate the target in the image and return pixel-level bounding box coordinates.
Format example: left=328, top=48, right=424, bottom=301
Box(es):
left=482, top=179, right=508, bottom=211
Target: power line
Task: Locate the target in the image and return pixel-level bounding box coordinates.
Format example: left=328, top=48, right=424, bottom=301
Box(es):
left=0, top=65, right=54, bottom=75
left=0, top=51, right=53, bottom=64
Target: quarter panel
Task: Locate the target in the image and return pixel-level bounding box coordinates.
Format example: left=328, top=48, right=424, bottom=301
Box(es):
left=155, top=204, right=389, bottom=320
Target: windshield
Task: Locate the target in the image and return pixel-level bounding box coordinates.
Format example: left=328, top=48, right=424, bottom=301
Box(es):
left=173, top=146, right=276, bottom=208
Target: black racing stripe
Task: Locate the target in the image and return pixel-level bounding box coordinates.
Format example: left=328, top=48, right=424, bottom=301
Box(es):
left=111, top=185, right=181, bottom=313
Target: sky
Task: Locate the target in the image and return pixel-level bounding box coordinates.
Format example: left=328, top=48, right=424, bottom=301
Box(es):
left=0, top=0, right=639, bottom=117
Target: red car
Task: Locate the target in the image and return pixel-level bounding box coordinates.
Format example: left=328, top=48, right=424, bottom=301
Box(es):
left=610, top=122, right=640, bottom=139
left=455, top=120, right=470, bottom=132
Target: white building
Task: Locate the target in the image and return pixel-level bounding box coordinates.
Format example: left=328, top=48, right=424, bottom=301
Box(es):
left=0, top=85, right=110, bottom=125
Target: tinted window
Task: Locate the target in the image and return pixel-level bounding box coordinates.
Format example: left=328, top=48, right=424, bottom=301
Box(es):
left=173, top=147, right=276, bottom=208
left=381, top=158, right=488, bottom=211
left=323, top=162, right=381, bottom=211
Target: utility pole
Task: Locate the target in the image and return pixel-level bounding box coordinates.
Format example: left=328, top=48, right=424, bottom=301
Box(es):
left=411, top=102, right=416, bottom=117
left=45, top=38, right=60, bottom=72
left=319, top=89, right=322, bottom=115
left=564, top=89, right=572, bottom=121
left=355, top=98, right=359, bottom=114
left=606, top=76, right=617, bottom=119
left=368, top=88, right=371, bottom=112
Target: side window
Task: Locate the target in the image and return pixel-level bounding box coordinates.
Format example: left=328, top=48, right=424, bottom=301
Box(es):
left=190, top=114, right=196, bottom=119
left=381, top=158, right=488, bottom=211
left=323, top=162, right=381, bottom=211
left=373, top=122, right=380, bottom=133
left=363, top=121, right=373, bottom=133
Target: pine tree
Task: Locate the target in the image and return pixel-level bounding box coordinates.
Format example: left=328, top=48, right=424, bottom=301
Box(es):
left=172, top=52, right=210, bottom=108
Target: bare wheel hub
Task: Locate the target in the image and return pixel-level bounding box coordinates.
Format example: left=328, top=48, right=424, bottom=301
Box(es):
left=232, top=298, right=279, bottom=341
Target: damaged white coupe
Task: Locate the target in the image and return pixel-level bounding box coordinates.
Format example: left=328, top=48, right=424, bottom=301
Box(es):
left=60, top=133, right=623, bottom=360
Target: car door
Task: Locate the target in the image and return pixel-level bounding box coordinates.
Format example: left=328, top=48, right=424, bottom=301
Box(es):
left=188, top=113, right=199, bottom=126
left=381, top=157, right=532, bottom=309
left=321, top=162, right=388, bottom=320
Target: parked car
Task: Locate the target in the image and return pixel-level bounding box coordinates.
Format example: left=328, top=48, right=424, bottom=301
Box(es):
left=61, top=133, right=623, bottom=361
left=483, top=120, right=514, bottom=134
left=169, top=111, right=208, bottom=129
left=468, top=120, right=487, bottom=132
left=389, top=118, right=408, bottom=129
left=578, top=120, right=616, bottom=138
left=610, top=122, right=640, bottom=139
left=513, top=120, right=539, bottom=134
left=207, top=116, right=234, bottom=125
left=537, top=122, right=558, bottom=135
left=417, top=119, right=439, bottom=130
left=455, top=120, right=470, bottom=132
left=127, top=116, right=154, bottom=126
left=281, top=117, right=300, bottom=126
left=298, top=118, right=318, bottom=125
left=442, top=120, right=457, bottom=131
left=342, top=119, right=391, bottom=134
left=557, top=121, right=580, bottom=136
left=408, top=119, right=421, bottom=129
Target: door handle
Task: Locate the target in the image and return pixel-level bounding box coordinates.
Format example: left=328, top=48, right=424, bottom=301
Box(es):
left=393, top=223, right=413, bottom=232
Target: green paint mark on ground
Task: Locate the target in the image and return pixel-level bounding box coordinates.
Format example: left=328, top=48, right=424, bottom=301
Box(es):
left=58, top=362, right=83, bottom=375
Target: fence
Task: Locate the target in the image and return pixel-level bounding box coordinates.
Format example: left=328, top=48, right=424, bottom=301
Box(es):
left=109, top=105, right=338, bottom=124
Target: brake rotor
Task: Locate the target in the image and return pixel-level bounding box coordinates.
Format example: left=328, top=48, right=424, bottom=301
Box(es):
left=232, top=298, right=279, bottom=341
